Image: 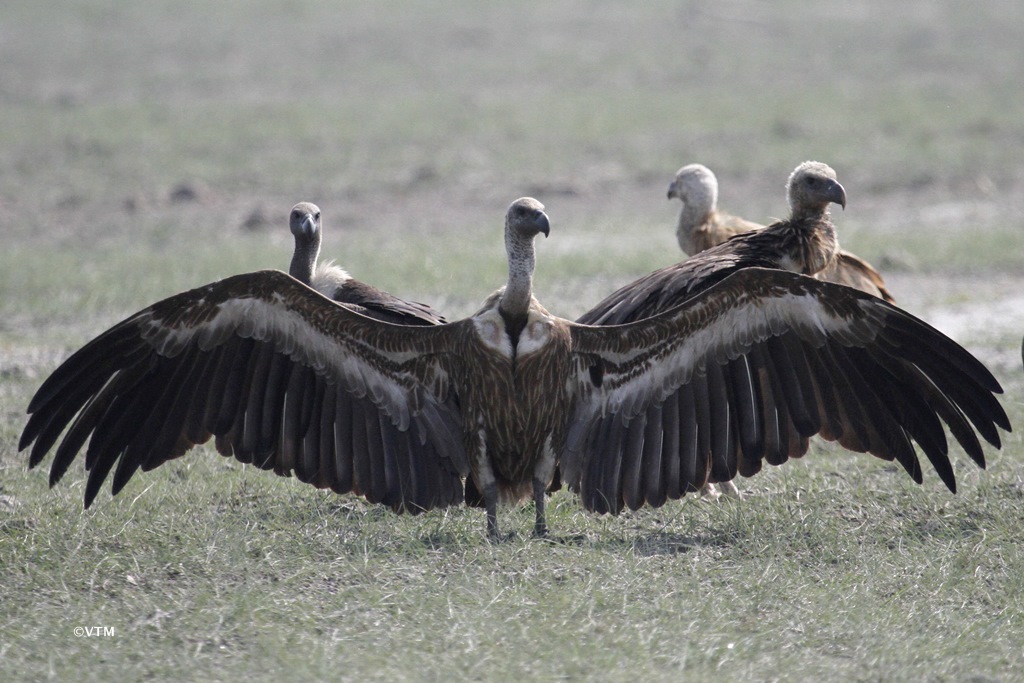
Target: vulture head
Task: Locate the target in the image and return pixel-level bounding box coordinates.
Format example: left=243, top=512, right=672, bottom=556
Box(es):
left=786, top=161, right=847, bottom=217
left=290, top=201, right=322, bottom=243
left=506, top=197, right=550, bottom=241
left=667, top=163, right=718, bottom=216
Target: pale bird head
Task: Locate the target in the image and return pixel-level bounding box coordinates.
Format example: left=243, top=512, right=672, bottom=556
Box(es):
left=667, top=163, right=717, bottom=206
left=506, top=197, right=550, bottom=239
left=289, top=202, right=322, bottom=241
left=786, top=161, right=847, bottom=213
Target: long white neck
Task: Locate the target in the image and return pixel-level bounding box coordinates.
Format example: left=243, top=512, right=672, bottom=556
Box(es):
left=499, top=226, right=535, bottom=318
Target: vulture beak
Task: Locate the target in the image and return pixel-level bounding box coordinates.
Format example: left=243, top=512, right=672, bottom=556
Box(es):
left=828, top=180, right=847, bottom=210
left=535, top=210, right=551, bottom=238
left=299, top=212, right=318, bottom=238
left=666, top=184, right=677, bottom=200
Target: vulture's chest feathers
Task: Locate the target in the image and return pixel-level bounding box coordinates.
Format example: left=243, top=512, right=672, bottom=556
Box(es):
left=464, top=307, right=573, bottom=477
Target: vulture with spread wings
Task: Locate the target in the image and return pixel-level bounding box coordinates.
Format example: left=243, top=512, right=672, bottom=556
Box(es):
left=22, top=197, right=1009, bottom=539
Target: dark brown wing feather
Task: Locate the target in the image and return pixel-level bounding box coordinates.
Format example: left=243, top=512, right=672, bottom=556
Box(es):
left=20, top=270, right=467, bottom=513
left=585, top=212, right=894, bottom=327
left=563, top=268, right=1009, bottom=513
left=331, top=279, right=448, bottom=326
left=315, top=273, right=448, bottom=500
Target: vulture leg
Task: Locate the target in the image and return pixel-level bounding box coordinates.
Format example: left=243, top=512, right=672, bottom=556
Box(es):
left=484, top=481, right=500, bottom=541
left=532, top=447, right=558, bottom=538
left=533, top=476, right=548, bottom=538
left=469, top=430, right=502, bottom=541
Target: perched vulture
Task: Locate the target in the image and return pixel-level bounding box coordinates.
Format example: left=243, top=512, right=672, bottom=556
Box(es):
left=22, top=198, right=1009, bottom=540
left=288, top=201, right=446, bottom=325
left=579, top=162, right=935, bottom=497
left=668, top=162, right=894, bottom=302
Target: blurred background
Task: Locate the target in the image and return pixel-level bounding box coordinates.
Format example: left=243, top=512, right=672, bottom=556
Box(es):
left=2, top=0, right=1022, bottom=362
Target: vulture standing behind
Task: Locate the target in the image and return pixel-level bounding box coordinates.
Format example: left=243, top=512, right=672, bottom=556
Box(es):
left=287, top=201, right=446, bottom=326
left=578, top=162, right=930, bottom=498
left=21, top=198, right=1010, bottom=540
left=668, top=163, right=894, bottom=302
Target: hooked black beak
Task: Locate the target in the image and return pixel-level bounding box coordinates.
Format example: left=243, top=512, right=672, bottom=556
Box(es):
left=828, top=180, right=847, bottom=210
left=535, top=210, right=550, bottom=237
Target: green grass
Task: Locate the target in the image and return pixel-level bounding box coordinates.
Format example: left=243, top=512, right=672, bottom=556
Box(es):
left=2, top=0, right=1024, bottom=680
left=4, top=445, right=1024, bottom=681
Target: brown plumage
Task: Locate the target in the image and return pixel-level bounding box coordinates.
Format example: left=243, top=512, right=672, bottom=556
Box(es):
left=22, top=198, right=1009, bottom=539
left=288, top=201, right=446, bottom=325
left=580, top=161, right=850, bottom=325
left=666, top=165, right=763, bottom=497
left=668, top=162, right=894, bottom=302
left=580, top=162, right=891, bottom=495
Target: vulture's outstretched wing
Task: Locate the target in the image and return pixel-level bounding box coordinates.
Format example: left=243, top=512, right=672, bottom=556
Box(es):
left=564, top=268, right=1009, bottom=514
left=20, top=270, right=468, bottom=513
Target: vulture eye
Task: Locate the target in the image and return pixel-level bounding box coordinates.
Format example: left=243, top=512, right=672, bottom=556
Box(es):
left=314, top=212, right=321, bottom=221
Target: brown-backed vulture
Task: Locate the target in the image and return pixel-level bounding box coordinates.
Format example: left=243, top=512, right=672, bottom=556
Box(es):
left=21, top=197, right=1009, bottom=539
left=668, top=163, right=894, bottom=302
left=288, top=201, right=446, bottom=325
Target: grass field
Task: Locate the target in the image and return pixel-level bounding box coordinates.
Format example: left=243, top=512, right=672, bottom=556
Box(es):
left=2, top=1, right=1023, bottom=680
